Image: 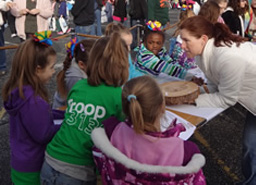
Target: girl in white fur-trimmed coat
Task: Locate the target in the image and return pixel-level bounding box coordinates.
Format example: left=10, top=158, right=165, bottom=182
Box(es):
left=92, top=76, right=206, bottom=185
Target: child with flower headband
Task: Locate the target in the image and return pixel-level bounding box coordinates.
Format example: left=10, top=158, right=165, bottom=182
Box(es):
left=91, top=76, right=206, bottom=184
left=52, top=37, right=96, bottom=109
left=135, top=20, right=188, bottom=79
left=40, top=32, right=129, bottom=185
left=2, top=31, right=65, bottom=185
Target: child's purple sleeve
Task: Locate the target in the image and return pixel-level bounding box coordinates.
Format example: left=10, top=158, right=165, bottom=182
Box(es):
left=183, top=140, right=201, bottom=165
left=52, top=109, right=65, bottom=120
left=102, top=116, right=121, bottom=139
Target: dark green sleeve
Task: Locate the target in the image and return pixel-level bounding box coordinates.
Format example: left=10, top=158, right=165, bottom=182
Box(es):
left=147, top=0, right=155, bottom=20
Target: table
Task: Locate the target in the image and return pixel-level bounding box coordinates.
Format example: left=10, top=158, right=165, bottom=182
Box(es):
left=154, top=72, right=225, bottom=127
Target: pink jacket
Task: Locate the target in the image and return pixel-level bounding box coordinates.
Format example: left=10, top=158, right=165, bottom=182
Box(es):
left=11, top=0, right=52, bottom=39
left=92, top=117, right=206, bottom=185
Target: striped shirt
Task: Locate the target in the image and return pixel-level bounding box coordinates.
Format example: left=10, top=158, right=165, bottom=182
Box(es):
left=135, top=44, right=187, bottom=79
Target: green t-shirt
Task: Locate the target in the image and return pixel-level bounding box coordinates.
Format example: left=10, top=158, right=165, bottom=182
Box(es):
left=47, top=79, right=124, bottom=166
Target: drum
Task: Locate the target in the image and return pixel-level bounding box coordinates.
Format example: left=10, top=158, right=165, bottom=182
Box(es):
left=160, top=81, right=199, bottom=105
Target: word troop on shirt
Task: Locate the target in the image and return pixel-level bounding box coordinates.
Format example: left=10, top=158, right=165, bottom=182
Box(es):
left=65, top=99, right=106, bottom=135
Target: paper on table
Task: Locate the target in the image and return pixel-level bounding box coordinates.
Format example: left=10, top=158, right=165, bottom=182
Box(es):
left=160, top=110, right=196, bottom=140
left=54, top=119, right=63, bottom=125
left=166, top=104, right=225, bottom=121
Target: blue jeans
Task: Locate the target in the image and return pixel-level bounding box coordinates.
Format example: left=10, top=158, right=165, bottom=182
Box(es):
left=75, top=25, right=93, bottom=41
left=91, top=2, right=102, bottom=36
left=0, top=26, right=6, bottom=71
left=105, top=2, right=113, bottom=23
left=239, top=111, right=256, bottom=185
left=40, top=161, right=97, bottom=185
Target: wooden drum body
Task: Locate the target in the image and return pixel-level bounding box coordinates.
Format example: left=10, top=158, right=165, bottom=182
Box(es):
left=160, top=81, right=199, bottom=105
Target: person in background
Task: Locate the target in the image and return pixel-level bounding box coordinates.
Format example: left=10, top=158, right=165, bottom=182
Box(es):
left=148, top=0, right=170, bottom=28
left=57, top=0, right=69, bottom=35
left=40, top=33, right=129, bottom=185
left=112, top=0, right=128, bottom=26
left=105, top=22, right=143, bottom=80
left=2, top=31, right=64, bottom=185
left=105, top=0, right=114, bottom=22
left=52, top=38, right=96, bottom=109
left=92, top=75, right=206, bottom=184
left=11, top=0, right=53, bottom=41
left=246, top=0, right=256, bottom=40
left=0, top=0, right=14, bottom=76
left=222, top=0, right=248, bottom=37
left=91, top=0, right=104, bottom=36
left=199, top=0, right=221, bottom=23
left=211, top=0, right=228, bottom=23
left=179, top=15, right=256, bottom=185
left=129, top=0, right=147, bottom=49
left=6, top=0, right=17, bottom=38
left=71, top=0, right=94, bottom=41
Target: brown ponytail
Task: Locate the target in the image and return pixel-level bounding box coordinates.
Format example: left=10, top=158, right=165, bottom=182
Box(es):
left=122, top=76, right=164, bottom=134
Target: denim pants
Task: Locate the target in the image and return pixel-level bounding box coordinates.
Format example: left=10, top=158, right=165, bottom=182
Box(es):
left=239, top=111, right=256, bottom=185
left=75, top=24, right=93, bottom=41
left=105, top=2, right=113, bottom=23
left=40, top=161, right=97, bottom=185
left=91, top=2, right=102, bottom=36
left=0, top=26, right=6, bottom=71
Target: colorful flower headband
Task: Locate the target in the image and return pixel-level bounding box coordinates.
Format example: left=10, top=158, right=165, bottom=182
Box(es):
left=65, top=37, right=78, bottom=58
left=146, top=20, right=162, bottom=31
left=33, top=30, right=53, bottom=46
left=181, top=4, right=193, bottom=11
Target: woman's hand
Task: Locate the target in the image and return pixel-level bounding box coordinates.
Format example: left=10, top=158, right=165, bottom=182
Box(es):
left=20, top=8, right=29, bottom=15
left=29, top=8, right=40, bottom=15
left=191, top=76, right=204, bottom=86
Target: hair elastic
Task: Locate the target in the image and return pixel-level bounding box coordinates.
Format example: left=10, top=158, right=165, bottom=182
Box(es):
left=127, top=94, right=137, bottom=102
left=65, top=37, right=78, bottom=58
left=80, top=43, right=85, bottom=52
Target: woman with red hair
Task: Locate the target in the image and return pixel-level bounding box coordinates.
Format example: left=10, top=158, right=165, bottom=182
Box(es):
left=179, top=15, right=256, bottom=185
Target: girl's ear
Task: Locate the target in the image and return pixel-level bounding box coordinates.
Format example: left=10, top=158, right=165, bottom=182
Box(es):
left=36, top=65, right=42, bottom=75
left=78, top=61, right=86, bottom=70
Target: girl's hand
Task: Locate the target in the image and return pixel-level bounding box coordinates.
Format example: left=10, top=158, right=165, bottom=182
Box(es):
left=20, top=8, right=29, bottom=15
left=29, top=8, right=40, bottom=15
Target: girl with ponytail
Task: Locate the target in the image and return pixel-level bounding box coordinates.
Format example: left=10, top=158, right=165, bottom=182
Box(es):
left=40, top=32, right=129, bottom=185
left=91, top=75, right=206, bottom=184
left=180, top=15, right=256, bottom=184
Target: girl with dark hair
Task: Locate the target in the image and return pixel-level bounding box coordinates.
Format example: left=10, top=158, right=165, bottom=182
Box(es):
left=179, top=15, right=256, bottom=185
left=52, top=38, right=96, bottom=109
left=135, top=20, right=188, bottom=79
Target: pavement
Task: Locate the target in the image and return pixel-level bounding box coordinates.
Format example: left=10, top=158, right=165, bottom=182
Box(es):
left=0, top=9, right=247, bottom=185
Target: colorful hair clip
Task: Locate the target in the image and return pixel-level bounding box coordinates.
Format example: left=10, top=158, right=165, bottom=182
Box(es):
left=33, top=30, right=53, bottom=46
left=80, top=43, right=85, bottom=52
left=65, top=37, right=78, bottom=58
left=146, top=20, right=162, bottom=31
